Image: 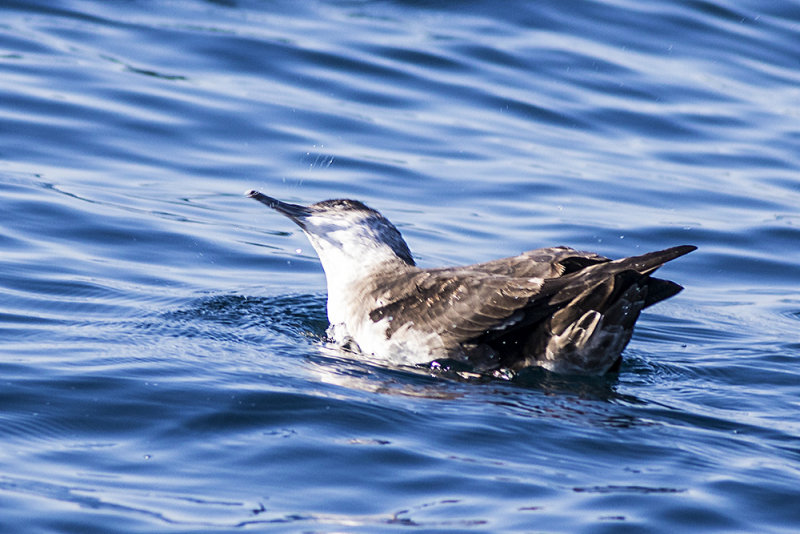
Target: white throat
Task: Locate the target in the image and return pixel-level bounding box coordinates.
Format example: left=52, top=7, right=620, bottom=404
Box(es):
left=305, top=236, right=403, bottom=319
left=302, top=214, right=410, bottom=325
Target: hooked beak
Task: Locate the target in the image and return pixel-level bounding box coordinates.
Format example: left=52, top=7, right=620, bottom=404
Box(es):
left=246, top=190, right=310, bottom=227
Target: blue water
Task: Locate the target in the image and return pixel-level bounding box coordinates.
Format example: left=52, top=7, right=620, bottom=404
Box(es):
left=2, top=0, right=800, bottom=532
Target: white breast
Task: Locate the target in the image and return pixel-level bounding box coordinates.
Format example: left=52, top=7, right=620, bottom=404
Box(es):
left=326, top=287, right=444, bottom=367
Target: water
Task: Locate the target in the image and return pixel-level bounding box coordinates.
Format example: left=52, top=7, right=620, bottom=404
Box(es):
left=2, top=0, right=799, bottom=531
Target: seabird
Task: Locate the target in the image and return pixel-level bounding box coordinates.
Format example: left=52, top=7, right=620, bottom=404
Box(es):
left=247, top=190, right=695, bottom=375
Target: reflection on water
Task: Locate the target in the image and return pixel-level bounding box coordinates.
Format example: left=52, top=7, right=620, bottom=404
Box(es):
left=1, top=0, right=800, bottom=532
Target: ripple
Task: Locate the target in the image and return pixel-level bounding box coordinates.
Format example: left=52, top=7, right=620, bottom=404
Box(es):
left=3, top=1, right=800, bottom=533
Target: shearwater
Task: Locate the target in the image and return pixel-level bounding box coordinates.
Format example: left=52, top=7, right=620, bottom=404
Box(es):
left=247, top=190, right=695, bottom=375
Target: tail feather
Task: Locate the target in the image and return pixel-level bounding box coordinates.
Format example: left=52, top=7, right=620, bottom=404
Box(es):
left=543, top=245, right=695, bottom=306
left=481, top=245, right=695, bottom=374
left=612, top=245, right=697, bottom=276
left=643, top=278, right=683, bottom=308
left=518, top=245, right=695, bottom=374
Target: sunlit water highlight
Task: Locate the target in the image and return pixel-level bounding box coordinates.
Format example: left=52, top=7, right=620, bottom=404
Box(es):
left=1, top=1, right=799, bottom=532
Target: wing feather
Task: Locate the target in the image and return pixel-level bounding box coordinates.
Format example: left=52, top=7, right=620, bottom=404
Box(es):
left=368, top=247, right=608, bottom=346
left=364, top=245, right=695, bottom=369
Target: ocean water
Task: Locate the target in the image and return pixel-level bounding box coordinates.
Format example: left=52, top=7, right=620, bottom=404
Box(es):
left=2, top=0, right=799, bottom=532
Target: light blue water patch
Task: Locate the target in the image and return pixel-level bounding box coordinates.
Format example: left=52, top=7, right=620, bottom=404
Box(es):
left=1, top=0, right=799, bottom=532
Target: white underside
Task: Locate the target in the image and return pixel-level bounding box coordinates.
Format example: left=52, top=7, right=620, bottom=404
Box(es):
left=327, top=317, right=444, bottom=367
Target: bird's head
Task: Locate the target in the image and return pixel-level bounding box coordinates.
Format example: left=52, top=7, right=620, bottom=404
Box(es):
left=247, top=191, right=415, bottom=285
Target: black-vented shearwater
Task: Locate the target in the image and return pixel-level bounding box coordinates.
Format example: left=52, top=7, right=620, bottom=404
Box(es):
left=247, top=190, right=695, bottom=375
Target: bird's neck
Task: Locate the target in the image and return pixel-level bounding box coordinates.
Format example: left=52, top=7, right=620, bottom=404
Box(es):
left=301, top=227, right=415, bottom=326
left=323, top=255, right=411, bottom=323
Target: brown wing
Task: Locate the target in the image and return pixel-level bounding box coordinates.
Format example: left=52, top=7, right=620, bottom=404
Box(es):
left=368, top=268, right=544, bottom=346
left=366, top=245, right=695, bottom=369
left=367, top=247, right=610, bottom=346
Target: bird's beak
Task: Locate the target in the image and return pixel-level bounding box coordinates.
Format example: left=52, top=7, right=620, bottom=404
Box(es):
left=246, top=190, right=310, bottom=227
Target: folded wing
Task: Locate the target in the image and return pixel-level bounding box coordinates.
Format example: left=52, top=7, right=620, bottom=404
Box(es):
left=368, top=245, right=695, bottom=374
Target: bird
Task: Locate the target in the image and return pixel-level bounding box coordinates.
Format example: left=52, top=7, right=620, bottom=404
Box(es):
left=246, top=190, right=695, bottom=375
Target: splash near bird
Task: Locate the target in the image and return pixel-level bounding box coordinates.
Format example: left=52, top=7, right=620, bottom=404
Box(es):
left=247, top=190, right=695, bottom=375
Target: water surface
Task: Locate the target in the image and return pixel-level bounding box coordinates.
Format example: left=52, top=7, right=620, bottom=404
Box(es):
left=1, top=1, right=800, bottom=532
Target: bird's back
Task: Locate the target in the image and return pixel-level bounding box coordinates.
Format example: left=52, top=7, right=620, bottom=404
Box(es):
left=361, top=245, right=695, bottom=374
